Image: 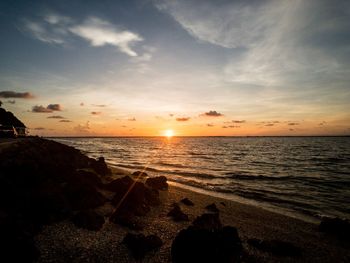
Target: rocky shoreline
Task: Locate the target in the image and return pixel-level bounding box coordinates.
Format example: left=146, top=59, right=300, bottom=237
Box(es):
left=0, top=137, right=349, bottom=262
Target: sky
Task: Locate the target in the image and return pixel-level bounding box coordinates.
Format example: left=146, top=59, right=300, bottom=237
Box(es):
left=0, top=0, right=350, bottom=136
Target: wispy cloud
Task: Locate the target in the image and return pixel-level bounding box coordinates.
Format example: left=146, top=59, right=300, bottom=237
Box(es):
left=202, top=110, right=223, bottom=117
left=176, top=117, right=190, bottom=121
left=32, top=104, right=62, bottom=113
left=47, top=115, right=64, bottom=119
left=0, top=91, right=34, bottom=99
left=59, top=119, right=72, bottom=123
left=91, top=111, right=101, bottom=115
left=128, top=117, right=136, bottom=121
left=92, top=104, right=106, bottom=107
left=23, top=14, right=143, bottom=57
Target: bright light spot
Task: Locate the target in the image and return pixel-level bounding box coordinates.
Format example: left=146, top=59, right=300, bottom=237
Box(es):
left=164, top=129, right=174, bottom=138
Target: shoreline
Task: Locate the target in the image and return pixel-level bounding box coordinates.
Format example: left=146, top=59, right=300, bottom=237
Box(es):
left=108, top=163, right=320, bottom=224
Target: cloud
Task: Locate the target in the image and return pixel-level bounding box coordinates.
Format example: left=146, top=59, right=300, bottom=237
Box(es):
left=176, top=117, right=190, bottom=121
left=0, top=91, right=34, bottom=99
left=207, top=123, right=214, bottom=127
left=23, top=14, right=143, bottom=57
left=222, top=125, right=238, bottom=129
left=169, top=114, right=174, bottom=117
left=47, top=115, right=64, bottom=119
left=59, top=120, right=72, bottom=122
left=288, top=122, right=299, bottom=126
left=265, top=123, right=274, bottom=127
left=92, top=104, right=106, bottom=107
left=74, top=121, right=90, bottom=133
left=47, top=104, right=62, bottom=111
left=202, top=110, right=223, bottom=117
left=33, top=127, right=45, bottom=130
left=232, top=120, right=245, bottom=124
left=157, top=0, right=350, bottom=92
left=91, top=111, right=101, bottom=115
left=32, top=105, right=53, bottom=113
left=32, top=104, right=62, bottom=113
left=69, top=17, right=143, bottom=56
left=128, top=117, right=136, bottom=121
left=80, top=102, right=84, bottom=106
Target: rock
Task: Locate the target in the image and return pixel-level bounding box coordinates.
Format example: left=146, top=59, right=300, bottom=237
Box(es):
left=248, top=238, right=302, bottom=257
left=103, top=175, right=134, bottom=192
left=220, top=201, right=226, bottom=207
left=167, top=204, right=189, bottom=222
left=145, top=188, right=161, bottom=206
left=192, top=213, right=222, bottom=231
left=181, top=197, right=194, bottom=206
left=110, top=212, right=144, bottom=230
left=72, top=210, right=105, bottom=231
left=171, top=225, right=242, bottom=263
left=319, top=217, right=350, bottom=240
left=76, top=170, right=103, bottom=187
left=132, top=171, right=148, bottom=177
left=205, top=203, right=219, bottom=213
left=90, top=157, right=111, bottom=176
left=145, top=176, right=168, bottom=190
left=123, top=233, right=163, bottom=260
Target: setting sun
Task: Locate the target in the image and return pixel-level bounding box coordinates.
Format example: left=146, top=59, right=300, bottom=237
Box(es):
left=164, top=129, right=174, bottom=137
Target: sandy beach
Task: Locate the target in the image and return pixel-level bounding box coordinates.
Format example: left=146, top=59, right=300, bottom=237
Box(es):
left=36, top=170, right=350, bottom=262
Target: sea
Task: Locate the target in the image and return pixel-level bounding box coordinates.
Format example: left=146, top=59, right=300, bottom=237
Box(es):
left=53, top=136, right=350, bottom=223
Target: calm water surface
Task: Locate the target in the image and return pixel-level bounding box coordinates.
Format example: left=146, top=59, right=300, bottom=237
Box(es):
left=53, top=137, right=350, bottom=222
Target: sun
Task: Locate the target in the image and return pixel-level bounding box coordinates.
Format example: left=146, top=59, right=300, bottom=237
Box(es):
left=164, top=129, right=174, bottom=138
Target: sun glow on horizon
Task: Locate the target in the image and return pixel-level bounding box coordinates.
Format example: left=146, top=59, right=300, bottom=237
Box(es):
left=164, top=129, right=174, bottom=138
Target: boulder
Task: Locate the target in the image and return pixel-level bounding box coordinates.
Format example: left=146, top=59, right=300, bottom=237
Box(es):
left=76, top=170, right=103, bottom=187
left=171, top=222, right=242, bottom=263
left=167, top=204, right=189, bottom=222
left=205, top=203, right=219, bottom=213
left=248, top=238, right=302, bottom=257
left=123, top=233, right=162, bottom=260
left=103, top=176, right=134, bottom=192
left=90, top=157, right=111, bottom=176
left=319, top=217, right=350, bottom=240
left=132, top=171, right=148, bottom=177
left=72, top=210, right=105, bottom=231
left=110, top=212, right=144, bottom=230
left=181, top=197, right=194, bottom=206
left=145, top=176, right=168, bottom=190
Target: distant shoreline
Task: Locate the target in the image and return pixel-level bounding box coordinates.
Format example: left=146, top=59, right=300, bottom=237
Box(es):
left=46, top=135, right=350, bottom=138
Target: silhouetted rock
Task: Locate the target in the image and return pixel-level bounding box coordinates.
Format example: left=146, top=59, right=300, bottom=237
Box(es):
left=171, top=214, right=242, bottom=263
left=319, top=217, right=350, bottom=241
left=220, top=201, right=226, bottom=207
left=145, top=176, right=168, bottom=190
left=145, top=188, right=161, bottom=206
left=167, top=204, right=189, bottom=222
left=76, top=170, right=103, bottom=187
left=103, top=176, right=134, bottom=192
left=248, top=238, right=302, bottom=257
left=110, top=212, right=144, bottom=230
left=132, top=171, right=148, bottom=177
left=181, top=197, right=194, bottom=206
left=205, top=203, right=219, bottom=213
left=90, top=157, right=111, bottom=176
left=72, top=210, right=105, bottom=231
left=123, top=233, right=163, bottom=260
left=192, top=213, right=222, bottom=231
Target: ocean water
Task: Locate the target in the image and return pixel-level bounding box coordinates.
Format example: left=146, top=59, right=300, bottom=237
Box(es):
left=53, top=137, right=350, bottom=222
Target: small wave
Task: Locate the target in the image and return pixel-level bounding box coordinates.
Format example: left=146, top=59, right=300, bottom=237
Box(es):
left=155, top=161, right=185, bottom=168
left=225, top=172, right=292, bottom=181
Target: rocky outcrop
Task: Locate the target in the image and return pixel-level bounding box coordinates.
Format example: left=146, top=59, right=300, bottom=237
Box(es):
left=181, top=197, right=194, bottom=206
left=145, top=176, right=168, bottom=190
left=167, top=203, right=189, bottom=222
left=171, top=213, right=242, bottom=263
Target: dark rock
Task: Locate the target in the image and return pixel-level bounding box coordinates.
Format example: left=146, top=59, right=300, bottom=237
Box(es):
left=248, top=238, right=301, bottom=257
left=90, top=157, right=111, bottom=176
left=103, top=175, right=134, bottom=192
left=108, top=176, right=160, bottom=217
left=110, top=212, right=144, bottom=230
left=145, top=176, right=168, bottom=190
left=192, top=213, right=222, bottom=231
left=132, top=171, right=148, bottom=177
left=72, top=210, right=105, bottom=231
left=167, top=204, right=189, bottom=222
left=220, top=201, right=226, bottom=207
left=181, top=197, right=194, bottom=206
left=171, top=225, right=242, bottom=263
left=205, top=203, right=219, bottom=213
left=76, top=170, right=103, bottom=187
left=123, top=233, right=163, bottom=260
left=319, top=217, right=350, bottom=240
